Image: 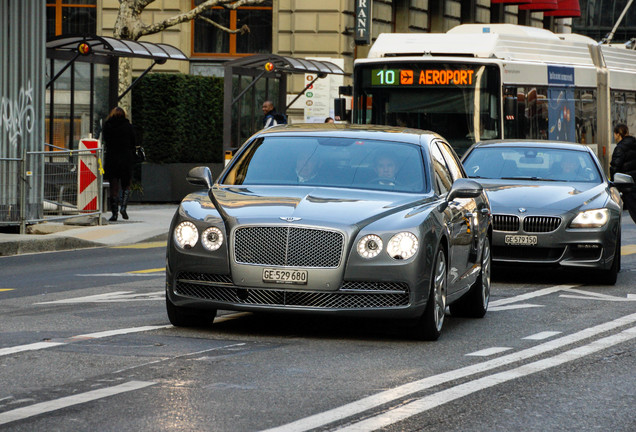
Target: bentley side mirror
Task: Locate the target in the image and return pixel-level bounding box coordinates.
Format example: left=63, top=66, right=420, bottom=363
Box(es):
left=447, top=178, right=484, bottom=202
left=186, top=166, right=214, bottom=189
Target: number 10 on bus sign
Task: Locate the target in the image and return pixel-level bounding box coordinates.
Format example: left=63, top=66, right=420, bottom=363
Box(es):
left=373, top=69, right=413, bottom=85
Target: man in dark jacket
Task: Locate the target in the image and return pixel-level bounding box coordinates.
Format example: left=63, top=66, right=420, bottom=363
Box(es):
left=610, top=123, right=636, bottom=224
left=261, top=100, right=286, bottom=128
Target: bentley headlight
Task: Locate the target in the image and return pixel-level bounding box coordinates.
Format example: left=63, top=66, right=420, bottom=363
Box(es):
left=201, top=226, right=224, bottom=251
left=387, top=232, right=419, bottom=260
left=174, top=221, right=198, bottom=249
left=357, top=234, right=383, bottom=259
left=570, top=209, right=609, bottom=228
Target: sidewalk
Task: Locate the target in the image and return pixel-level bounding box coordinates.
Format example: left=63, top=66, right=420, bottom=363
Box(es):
left=0, top=204, right=178, bottom=256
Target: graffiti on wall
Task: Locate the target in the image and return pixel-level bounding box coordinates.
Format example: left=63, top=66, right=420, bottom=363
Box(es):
left=0, top=81, right=35, bottom=148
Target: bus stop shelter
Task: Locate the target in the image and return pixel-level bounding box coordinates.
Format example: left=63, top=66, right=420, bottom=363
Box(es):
left=223, top=54, right=345, bottom=153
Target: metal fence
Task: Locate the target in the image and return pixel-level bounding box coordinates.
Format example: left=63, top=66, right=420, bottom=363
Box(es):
left=0, top=144, right=105, bottom=231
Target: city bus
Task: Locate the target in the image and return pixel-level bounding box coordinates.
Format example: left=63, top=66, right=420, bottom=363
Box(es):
left=352, top=23, right=636, bottom=168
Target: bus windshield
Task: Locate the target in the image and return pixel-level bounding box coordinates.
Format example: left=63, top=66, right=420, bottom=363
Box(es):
left=354, top=62, right=501, bottom=156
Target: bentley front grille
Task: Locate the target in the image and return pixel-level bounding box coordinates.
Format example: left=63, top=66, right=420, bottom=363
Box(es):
left=174, top=273, right=410, bottom=309
left=493, top=214, right=520, bottom=232
left=234, top=226, right=344, bottom=268
left=523, top=216, right=561, bottom=233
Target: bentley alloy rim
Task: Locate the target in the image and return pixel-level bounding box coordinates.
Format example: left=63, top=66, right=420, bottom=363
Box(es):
left=434, top=250, right=447, bottom=331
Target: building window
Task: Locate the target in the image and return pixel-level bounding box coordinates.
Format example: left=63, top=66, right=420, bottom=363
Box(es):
left=192, top=0, right=272, bottom=57
left=46, top=0, right=97, bottom=39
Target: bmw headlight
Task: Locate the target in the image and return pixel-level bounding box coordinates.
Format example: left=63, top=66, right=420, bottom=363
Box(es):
left=387, top=232, right=419, bottom=260
left=201, top=226, right=224, bottom=251
left=174, top=221, right=198, bottom=249
left=357, top=234, right=383, bottom=259
left=570, top=209, right=609, bottom=228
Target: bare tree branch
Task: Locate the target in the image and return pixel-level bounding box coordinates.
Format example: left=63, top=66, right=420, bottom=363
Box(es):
left=197, top=15, right=250, bottom=35
left=136, top=0, right=265, bottom=38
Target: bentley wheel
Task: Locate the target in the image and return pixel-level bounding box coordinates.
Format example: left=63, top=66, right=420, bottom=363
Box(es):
left=414, top=247, right=447, bottom=341
left=450, top=237, right=491, bottom=318
left=166, top=297, right=216, bottom=327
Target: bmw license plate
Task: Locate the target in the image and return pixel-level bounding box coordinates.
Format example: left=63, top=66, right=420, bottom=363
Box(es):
left=505, top=235, right=538, bottom=246
left=262, top=268, right=308, bottom=284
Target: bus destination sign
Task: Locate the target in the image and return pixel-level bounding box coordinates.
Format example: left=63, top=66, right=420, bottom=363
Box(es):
left=372, top=68, right=476, bottom=87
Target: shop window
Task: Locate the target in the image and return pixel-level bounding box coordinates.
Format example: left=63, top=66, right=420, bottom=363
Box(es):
left=193, top=0, right=272, bottom=57
left=46, top=0, right=97, bottom=39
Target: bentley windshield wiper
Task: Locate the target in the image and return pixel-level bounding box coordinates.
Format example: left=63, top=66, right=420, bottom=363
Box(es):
left=500, top=176, right=558, bottom=181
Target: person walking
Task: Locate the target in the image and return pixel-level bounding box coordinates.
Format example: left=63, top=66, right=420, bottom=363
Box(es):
left=610, top=123, right=636, bottom=224
left=102, top=106, right=136, bottom=221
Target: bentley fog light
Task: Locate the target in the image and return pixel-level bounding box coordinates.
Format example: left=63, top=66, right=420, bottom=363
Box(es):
left=387, top=232, right=419, bottom=260
left=201, top=226, right=224, bottom=251
left=570, top=209, right=609, bottom=228
left=174, top=221, right=198, bottom=249
left=357, top=234, right=383, bottom=259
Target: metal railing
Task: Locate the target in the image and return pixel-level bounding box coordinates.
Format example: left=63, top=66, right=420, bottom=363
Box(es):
left=0, top=144, right=105, bottom=233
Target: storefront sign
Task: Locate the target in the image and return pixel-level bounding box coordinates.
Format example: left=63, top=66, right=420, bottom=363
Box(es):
left=355, top=0, right=372, bottom=45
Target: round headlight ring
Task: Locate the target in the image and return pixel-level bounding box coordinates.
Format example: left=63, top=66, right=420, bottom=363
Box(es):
left=201, top=227, right=224, bottom=251
left=570, top=208, right=609, bottom=228
left=174, top=221, right=198, bottom=249
left=357, top=234, right=383, bottom=259
left=387, top=232, right=419, bottom=260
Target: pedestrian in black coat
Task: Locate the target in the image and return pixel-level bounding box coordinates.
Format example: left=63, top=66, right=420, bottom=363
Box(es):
left=102, top=107, right=136, bottom=221
left=610, top=123, right=636, bottom=224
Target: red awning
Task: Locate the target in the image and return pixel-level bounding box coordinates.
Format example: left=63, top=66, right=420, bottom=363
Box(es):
left=491, top=0, right=532, bottom=4
left=519, top=0, right=559, bottom=11
left=544, top=0, right=581, bottom=17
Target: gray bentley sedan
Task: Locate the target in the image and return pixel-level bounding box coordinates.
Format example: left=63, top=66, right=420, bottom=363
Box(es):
left=462, top=140, right=634, bottom=285
left=166, top=124, right=492, bottom=340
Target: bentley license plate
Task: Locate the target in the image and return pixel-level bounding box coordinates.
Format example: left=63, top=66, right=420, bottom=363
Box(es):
left=505, top=235, right=538, bottom=246
left=262, top=268, right=308, bottom=284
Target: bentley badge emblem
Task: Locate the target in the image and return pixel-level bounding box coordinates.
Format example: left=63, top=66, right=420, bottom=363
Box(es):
left=280, top=217, right=302, bottom=222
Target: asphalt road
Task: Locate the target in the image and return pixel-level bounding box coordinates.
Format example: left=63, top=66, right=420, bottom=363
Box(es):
left=1, top=230, right=635, bottom=431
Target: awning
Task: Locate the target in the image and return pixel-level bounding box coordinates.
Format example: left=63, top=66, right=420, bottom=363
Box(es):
left=46, top=34, right=187, bottom=62
left=224, top=54, right=344, bottom=76
left=544, top=0, right=581, bottom=17
left=519, top=0, right=559, bottom=11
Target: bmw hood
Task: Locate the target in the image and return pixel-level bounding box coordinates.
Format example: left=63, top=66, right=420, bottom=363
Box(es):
left=476, top=180, right=608, bottom=213
left=183, top=186, right=434, bottom=229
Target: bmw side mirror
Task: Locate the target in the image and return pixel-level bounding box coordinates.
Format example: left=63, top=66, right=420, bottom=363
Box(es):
left=187, top=166, right=214, bottom=189
left=447, top=178, right=483, bottom=202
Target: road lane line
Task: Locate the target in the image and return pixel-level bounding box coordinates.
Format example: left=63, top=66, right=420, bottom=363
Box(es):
left=622, top=244, right=636, bottom=255
left=0, top=289, right=14, bottom=292
left=523, top=331, right=562, bottom=340
left=0, top=325, right=170, bottom=358
left=129, top=268, right=164, bottom=274
left=465, top=347, right=512, bottom=357
left=336, top=327, right=636, bottom=431
left=489, top=303, right=543, bottom=311
left=0, top=342, right=65, bottom=357
left=262, top=312, right=636, bottom=432
left=489, top=285, right=578, bottom=307
left=0, top=381, right=156, bottom=426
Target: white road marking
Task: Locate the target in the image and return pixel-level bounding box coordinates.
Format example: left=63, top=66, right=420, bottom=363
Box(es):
left=0, top=341, right=66, bottom=357
left=262, top=312, right=636, bottom=432
left=523, top=331, right=562, bottom=340
left=0, top=381, right=156, bottom=426
left=559, top=287, right=636, bottom=302
left=465, top=347, right=512, bottom=357
left=0, top=325, right=170, bottom=358
left=336, top=327, right=636, bottom=431
left=489, top=303, right=543, bottom=311
left=35, top=291, right=164, bottom=304
left=489, top=285, right=578, bottom=307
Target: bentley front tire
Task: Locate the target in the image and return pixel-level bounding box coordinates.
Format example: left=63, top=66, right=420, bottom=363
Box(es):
left=166, top=297, right=217, bottom=327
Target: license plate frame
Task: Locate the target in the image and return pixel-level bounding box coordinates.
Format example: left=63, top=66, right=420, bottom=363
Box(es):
left=262, top=268, right=308, bottom=284
left=504, top=235, right=538, bottom=246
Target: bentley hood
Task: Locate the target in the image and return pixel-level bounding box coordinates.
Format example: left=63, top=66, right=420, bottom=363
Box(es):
left=183, top=185, right=434, bottom=229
